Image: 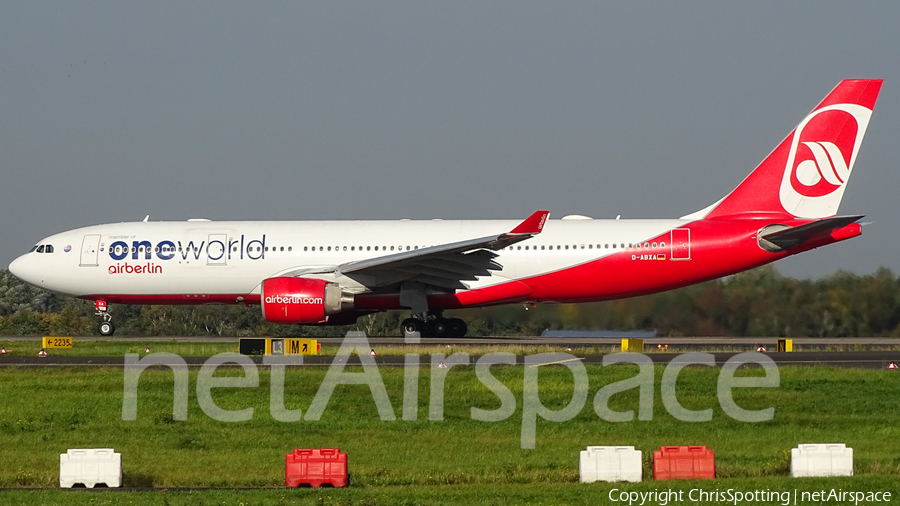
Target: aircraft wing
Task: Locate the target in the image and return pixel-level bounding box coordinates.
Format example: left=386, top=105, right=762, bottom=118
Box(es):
left=760, top=215, right=864, bottom=250
left=335, top=210, right=549, bottom=290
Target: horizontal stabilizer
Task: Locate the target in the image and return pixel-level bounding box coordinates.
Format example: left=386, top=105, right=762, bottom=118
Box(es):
left=760, top=215, right=864, bottom=250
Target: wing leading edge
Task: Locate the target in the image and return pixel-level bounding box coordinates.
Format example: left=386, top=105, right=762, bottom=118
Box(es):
left=336, top=210, right=549, bottom=291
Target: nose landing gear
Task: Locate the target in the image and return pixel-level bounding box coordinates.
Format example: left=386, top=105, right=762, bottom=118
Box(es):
left=95, top=300, right=116, bottom=336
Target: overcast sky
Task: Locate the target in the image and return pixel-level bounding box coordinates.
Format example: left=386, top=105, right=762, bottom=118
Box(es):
left=1, top=2, right=898, bottom=278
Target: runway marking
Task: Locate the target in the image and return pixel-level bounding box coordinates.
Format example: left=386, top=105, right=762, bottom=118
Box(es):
left=527, top=357, right=584, bottom=367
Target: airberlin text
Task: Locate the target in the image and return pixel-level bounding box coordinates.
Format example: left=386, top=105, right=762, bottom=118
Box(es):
left=108, top=262, right=163, bottom=275
left=264, top=295, right=323, bottom=305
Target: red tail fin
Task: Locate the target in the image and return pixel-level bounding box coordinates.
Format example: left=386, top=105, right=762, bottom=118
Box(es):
left=690, top=80, right=882, bottom=220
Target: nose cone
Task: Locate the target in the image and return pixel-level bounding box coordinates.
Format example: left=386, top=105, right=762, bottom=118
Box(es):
left=8, top=254, right=34, bottom=284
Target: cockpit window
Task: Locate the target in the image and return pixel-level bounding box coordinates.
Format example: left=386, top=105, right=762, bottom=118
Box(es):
left=45, top=245, right=54, bottom=253
left=36, top=245, right=45, bottom=253
left=29, top=246, right=38, bottom=253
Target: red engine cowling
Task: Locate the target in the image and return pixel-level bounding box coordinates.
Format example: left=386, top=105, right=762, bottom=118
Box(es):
left=261, top=277, right=353, bottom=324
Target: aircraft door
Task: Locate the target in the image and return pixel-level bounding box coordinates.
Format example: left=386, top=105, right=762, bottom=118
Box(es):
left=80, top=234, right=101, bottom=266
left=207, top=234, right=227, bottom=265
left=670, top=229, right=691, bottom=260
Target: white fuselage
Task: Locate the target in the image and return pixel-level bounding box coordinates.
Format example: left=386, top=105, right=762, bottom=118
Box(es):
left=10, top=218, right=684, bottom=300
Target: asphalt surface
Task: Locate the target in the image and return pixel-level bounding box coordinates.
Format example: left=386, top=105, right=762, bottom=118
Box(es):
left=3, top=335, right=900, bottom=346
left=2, top=351, right=898, bottom=369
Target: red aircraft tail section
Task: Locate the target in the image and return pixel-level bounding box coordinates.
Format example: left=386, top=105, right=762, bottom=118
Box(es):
left=694, top=79, right=882, bottom=221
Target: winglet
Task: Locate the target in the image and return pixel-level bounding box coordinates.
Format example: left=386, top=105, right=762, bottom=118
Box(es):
left=509, top=210, right=550, bottom=235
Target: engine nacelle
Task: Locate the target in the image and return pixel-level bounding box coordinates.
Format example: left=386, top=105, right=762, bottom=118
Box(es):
left=261, top=277, right=354, bottom=324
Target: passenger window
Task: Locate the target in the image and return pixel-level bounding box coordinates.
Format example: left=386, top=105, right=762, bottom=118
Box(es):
left=565, top=245, right=569, bottom=250
left=327, top=246, right=332, bottom=251
left=375, top=246, right=379, bottom=251
left=612, top=244, right=616, bottom=249
left=660, top=242, right=665, bottom=248
left=644, top=243, right=650, bottom=249
left=288, top=247, right=292, bottom=251
left=343, top=246, right=347, bottom=251
left=651, top=242, right=657, bottom=248
left=367, top=246, right=371, bottom=251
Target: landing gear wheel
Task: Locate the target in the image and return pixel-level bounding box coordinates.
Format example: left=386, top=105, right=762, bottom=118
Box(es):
left=429, top=318, right=449, bottom=337
left=448, top=318, right=467, bottom=337
left=99, top=321, right=116, bottom=336
left=401, top=318, right=422, bottom=339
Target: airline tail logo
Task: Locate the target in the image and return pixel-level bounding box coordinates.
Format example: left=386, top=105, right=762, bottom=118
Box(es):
left=793, top=141, right=849, bottom=195
left=779, top=104, right=872, bottom=218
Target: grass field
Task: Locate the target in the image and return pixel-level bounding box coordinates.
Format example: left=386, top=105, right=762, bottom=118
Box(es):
left=2, top=477, right=897, bottom=506
left=1, top=360, right=898, bottom=504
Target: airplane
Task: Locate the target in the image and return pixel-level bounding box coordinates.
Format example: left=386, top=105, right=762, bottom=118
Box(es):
left=8, top=79, right=882, bottom=338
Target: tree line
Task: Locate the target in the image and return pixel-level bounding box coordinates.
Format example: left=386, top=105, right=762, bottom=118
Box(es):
left=1, top=265, right=898, bottom=337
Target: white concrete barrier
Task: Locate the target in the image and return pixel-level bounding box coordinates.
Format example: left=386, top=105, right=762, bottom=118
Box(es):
left=791, top=443, right=853, bottom=477
left=59, top=448, right=122, bottom=488
left=579, top=446, right=642, bottom=483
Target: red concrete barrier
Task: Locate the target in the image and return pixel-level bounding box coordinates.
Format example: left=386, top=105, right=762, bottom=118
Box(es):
left=285, top=448, right=348, bottom=487
left=653, top=445, right=715, bottom=480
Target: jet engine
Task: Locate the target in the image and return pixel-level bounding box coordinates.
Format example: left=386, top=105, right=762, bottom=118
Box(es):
left=261, top=277, right=354, bottom=324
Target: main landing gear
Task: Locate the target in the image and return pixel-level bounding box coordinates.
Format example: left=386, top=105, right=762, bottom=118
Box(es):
left=401, top=313, right=467, bottom=338
left=95, top=300, right=116, bottom=336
